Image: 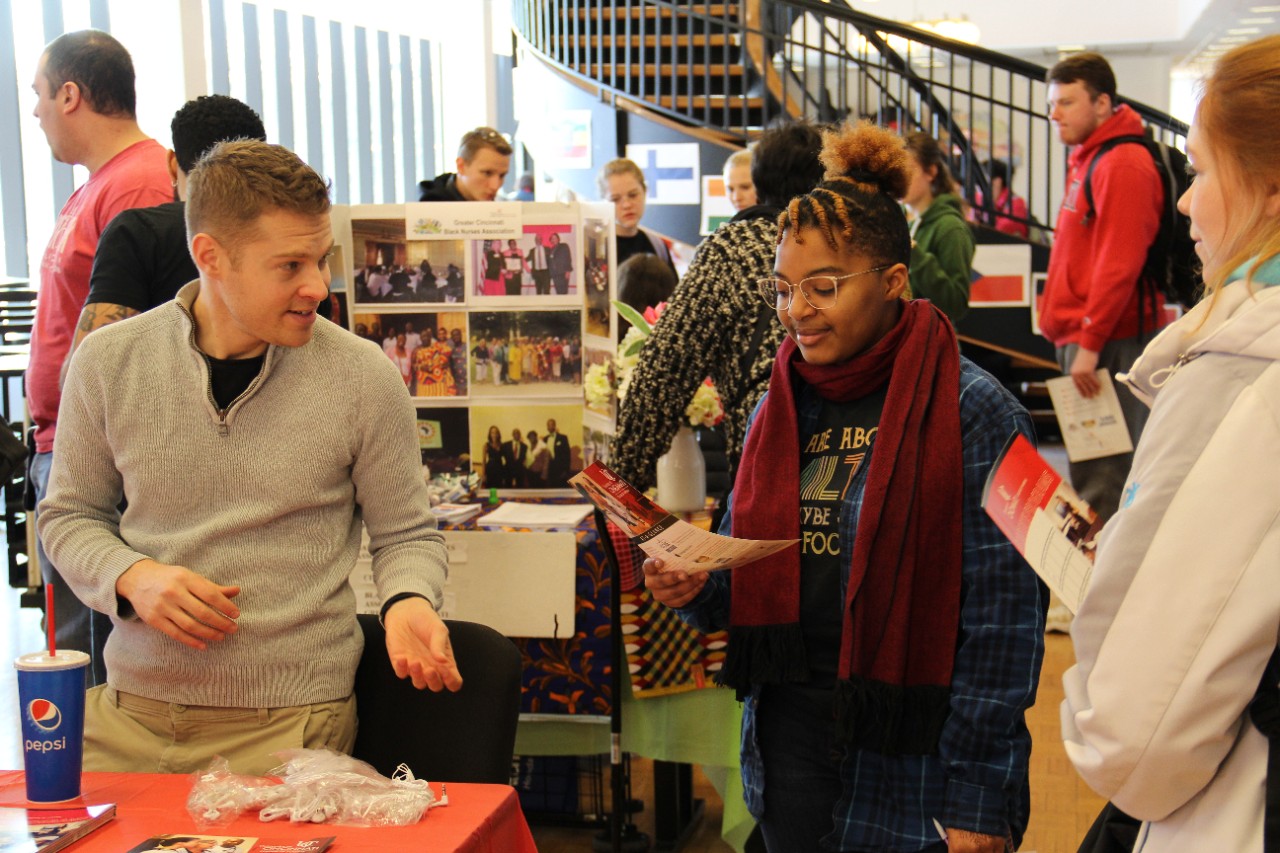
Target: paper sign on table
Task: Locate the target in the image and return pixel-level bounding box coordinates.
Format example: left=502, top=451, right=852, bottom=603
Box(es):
left=569, top=461, right=796, bottom=574
left=475, top=501, right=593, bottom=529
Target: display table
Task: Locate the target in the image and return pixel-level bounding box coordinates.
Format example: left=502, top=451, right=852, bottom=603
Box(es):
left=0, top=771, right=537, bottom=853
left=445, top=501, right=754, bottom=851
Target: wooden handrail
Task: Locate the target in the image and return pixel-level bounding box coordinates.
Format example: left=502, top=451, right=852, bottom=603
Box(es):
left=957, top=334, right=1059, bottom=372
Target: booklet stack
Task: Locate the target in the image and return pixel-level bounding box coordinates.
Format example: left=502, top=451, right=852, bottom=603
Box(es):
left=0, top=803, right=115, bottom=852
left=431, top=502, right=484, bottom=524
left=122, top=836, right=334, bottom=853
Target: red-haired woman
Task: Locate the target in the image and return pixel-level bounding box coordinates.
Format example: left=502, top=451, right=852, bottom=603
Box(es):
left=1062, top=36, right=1280, bottom=850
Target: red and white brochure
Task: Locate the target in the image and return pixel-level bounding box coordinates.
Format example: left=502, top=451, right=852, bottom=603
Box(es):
left=982, top=433, right=1101, bottom=613
left=569, top=461, right=796, bottom=574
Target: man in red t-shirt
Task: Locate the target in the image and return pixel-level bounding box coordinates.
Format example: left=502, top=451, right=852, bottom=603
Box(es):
left=27, top=30, right=173, bottom=685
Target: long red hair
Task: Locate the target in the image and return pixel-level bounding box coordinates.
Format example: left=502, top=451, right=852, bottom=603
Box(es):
left=1195, top=35, right=1280, bottom=294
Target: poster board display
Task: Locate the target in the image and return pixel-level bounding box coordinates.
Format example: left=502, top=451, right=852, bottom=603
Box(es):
left=334, top=201, right=618, bottom=489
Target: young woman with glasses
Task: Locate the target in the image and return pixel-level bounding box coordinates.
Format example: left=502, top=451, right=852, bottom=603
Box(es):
left=643, top=122, right=1045, bottom=853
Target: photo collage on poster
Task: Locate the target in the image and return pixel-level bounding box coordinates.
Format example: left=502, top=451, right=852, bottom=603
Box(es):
left=579, top=211, right=618, bottom=469
left=338, top=202, right=618, bottom=491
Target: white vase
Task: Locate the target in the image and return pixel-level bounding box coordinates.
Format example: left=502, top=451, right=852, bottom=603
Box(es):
left=656, top=425, right=706, bottom=513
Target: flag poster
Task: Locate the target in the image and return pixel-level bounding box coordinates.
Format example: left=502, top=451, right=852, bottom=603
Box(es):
left=970, top=243, right=1031, bottom=307
left=624, top=143, right=701, bottom=205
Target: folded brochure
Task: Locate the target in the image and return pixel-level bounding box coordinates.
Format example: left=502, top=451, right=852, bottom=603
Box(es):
left=1044, top=369, right=1133, bottom=463
left=121, top=835, right=334, bottom=852
left=981, top=433, right=1100, bottom=613
left=569, top=461, right=796, bottom=574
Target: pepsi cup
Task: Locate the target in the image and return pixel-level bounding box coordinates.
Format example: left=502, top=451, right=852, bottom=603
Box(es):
left=15, top=650, right=89, bottom=802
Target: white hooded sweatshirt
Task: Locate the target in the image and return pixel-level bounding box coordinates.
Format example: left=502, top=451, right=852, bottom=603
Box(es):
left=1062, top=267, right=1280, bottom=852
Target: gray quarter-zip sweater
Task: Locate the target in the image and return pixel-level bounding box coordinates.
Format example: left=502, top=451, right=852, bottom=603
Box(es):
left=39, top=280, right=446, bottom=708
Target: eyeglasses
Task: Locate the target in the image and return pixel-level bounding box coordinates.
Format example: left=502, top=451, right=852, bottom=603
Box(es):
left=469, top=127, right=505, bottom=143
left=756, top=266, right=891, bottom=310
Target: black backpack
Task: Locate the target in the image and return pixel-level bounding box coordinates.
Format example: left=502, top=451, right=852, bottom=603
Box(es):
left=1082, top=132, right=1203, bottom=312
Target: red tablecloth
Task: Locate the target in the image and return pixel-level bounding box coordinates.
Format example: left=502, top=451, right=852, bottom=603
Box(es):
left=0, top=771, right=536, bottom=853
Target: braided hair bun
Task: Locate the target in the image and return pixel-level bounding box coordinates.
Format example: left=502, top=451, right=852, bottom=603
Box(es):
left=777, top=122, right=914, bottom=265
left=818, top=121, right=913, bottom=198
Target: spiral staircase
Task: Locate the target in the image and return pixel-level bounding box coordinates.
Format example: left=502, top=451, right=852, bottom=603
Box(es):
left=513, top=0, right=1187, bottom=238
left=511, top=0, right=1192, bottom=429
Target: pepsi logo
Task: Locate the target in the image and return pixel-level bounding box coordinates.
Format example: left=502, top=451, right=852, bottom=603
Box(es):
left=28, top=699, right=62, bottom=731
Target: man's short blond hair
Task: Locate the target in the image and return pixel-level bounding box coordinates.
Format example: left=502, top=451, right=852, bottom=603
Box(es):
left=457, top=127, right=513, bottom=163
left=186, top=140, right=331, bottom=255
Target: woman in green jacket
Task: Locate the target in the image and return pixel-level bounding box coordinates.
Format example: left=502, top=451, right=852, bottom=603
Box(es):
left=903, top=132, right=975, bottom=324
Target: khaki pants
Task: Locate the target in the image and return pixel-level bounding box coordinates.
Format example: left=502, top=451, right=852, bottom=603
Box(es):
left=83, top=686, right=357, bottom=776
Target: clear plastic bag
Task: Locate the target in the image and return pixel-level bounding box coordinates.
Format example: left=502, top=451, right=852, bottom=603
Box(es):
left=187, top=749, right=442, bottom=828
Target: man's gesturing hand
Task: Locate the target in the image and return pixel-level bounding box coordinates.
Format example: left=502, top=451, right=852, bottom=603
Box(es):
left=115, top=558, right=240, bottom=650
left=384, top=596, right=463, bottom=692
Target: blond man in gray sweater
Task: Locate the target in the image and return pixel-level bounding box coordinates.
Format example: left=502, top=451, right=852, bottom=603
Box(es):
left=39, top=141, right=458, bottom=775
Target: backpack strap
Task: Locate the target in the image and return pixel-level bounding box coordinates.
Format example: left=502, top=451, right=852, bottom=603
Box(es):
left=1250, top=646, right=1280, bottom=853
left=739, top=302, right=775, bottom=388
left=1080, top=135, right=1147, bottom=226
left=1080, top=133, right=1164, bottom=337
left=717, top=302, right=778, bottom=529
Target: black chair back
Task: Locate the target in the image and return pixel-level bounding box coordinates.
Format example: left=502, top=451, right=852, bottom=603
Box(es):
left=353, top=613, right=522, bottom=784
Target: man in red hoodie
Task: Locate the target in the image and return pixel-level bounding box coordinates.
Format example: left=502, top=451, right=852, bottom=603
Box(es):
left=1041, top=52, right=1165, bottom=523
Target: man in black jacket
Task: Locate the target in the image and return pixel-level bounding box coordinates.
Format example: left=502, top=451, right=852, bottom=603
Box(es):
left=548, top=232, right=574, bottom=294
left=69, top=95, right=268, bottom=372
left=544, top=418, right=572, bottom=487
left=418, top=126, right=512, bottom=202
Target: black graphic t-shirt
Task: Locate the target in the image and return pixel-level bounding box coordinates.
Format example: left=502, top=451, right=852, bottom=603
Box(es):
left=797, top=387, right=886, bottom=689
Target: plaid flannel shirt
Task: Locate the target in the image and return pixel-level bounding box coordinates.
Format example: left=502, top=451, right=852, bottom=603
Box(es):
left=677, top=357, right=1047, bottom=851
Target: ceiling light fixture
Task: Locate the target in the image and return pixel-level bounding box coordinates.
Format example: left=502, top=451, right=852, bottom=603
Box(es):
left=1228, top=27, right=1262, bottom=33
left=1238, top=17, right=1275, bottom=23
left=1248, top=4, right=1280, bottom=10
left=909, top=16, right=981, bottom=45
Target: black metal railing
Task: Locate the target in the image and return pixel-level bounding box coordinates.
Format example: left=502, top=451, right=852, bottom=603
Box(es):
left=512, top=0, right=1190, bottom=239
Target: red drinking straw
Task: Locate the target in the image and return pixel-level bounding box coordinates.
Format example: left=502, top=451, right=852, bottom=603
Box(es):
left=45, top=583, right=55, bottom=657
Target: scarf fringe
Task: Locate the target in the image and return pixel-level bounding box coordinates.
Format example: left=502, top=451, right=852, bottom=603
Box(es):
left=716, top=624, right=809, bottom=700
left=833, top=675, right=951, bottom=755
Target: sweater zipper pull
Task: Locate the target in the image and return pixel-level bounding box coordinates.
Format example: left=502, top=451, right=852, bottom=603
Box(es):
left=217, top=408, right=230, bottom=436
left=1148, top=351, right=1200, bottom=389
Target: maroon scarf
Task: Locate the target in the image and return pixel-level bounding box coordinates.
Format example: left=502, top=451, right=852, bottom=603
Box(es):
left=722, top=299, right=963, bottom=754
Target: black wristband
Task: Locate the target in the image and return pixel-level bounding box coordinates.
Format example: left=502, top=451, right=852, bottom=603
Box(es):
left=378, top=592, right=429, bottom=627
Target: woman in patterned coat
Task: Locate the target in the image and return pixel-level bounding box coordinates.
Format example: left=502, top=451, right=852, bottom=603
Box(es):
left=611, top=120, right=826, bottom=492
